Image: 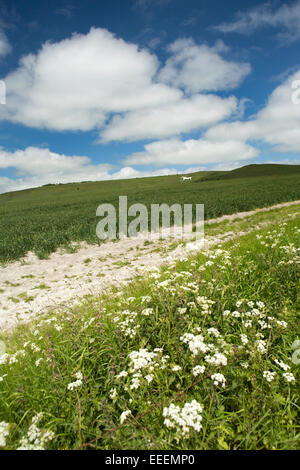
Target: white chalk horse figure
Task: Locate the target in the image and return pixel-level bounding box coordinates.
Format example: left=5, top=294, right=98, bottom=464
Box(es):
left=181, top=176, right=192, bottom=181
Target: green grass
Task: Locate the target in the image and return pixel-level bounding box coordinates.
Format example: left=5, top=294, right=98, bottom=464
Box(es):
left=0, top=208, right=299, bottom=450
left=0, top=164, right=299, bottom=263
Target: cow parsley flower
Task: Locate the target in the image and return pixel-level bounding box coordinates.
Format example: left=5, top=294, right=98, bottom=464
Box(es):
left=180, top=333, right=208, bottom=356
left=163, top=400, right=203, bottom=436
left=283, top=372, right=295, bottom=383
left=192, top=365, right=206, bottom=376
left=130, top=374, right=141, bottom=390
left=207, top=328, right=220, bottom=338
left=177, top=307, right=187, bottom=315
left=116, top=370, right=128, bottom=379
left=274, top=359, right=290, bottom=371
left=109, top=388, right=117, bottom=399
left=263, top=370, right=276, bottom=382
left=145, top=374, right=154, bottom=383
left=120, top=410, right=132, bottom=424
left=68, top=371, right=83, bottom=391
left=240, top=334, right=249, bottom=345
left=142, top=308, right=154, bottom=316
left=205, top=352, right=227, bottom=366
left=129, top=349, right=157, bottom=371
left=17, top=413, right=54, bottom=450
left=0, top=422, right=10, bottom=447
left=240, top=362, right=249, bottom=369
left=256, top=339, right=267, bottom=354
left=211, top=373, right=226, bottom=388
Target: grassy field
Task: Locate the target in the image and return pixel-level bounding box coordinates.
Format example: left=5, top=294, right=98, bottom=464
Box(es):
left=0, top=205, right=299, bottom=450
left=0, top=164, right=299, bottom=263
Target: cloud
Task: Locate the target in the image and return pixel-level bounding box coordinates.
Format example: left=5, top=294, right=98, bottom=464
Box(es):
left=0, top=27, right=180, bottom=131
left=123, top=137, right=258, bottom=166
left=0, top=29, right=11, bottom=58
left=100, top=94, right=238, bottom=142
left=0, top=146, right=184, bottom=194
left=158, top=38, right=251, bottom=93
left=0, top=28, right=252, bottom=144
left=213, top=1, right=300, bottom=42
left=0, top=146, right=110, bottom=175
left=54, top=5, right=77, bottom=19
left=206, top=69, right=300, bottom=153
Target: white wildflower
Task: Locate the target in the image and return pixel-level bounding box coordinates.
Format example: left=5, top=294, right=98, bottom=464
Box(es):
left=130, top=374, right=141, bottom=390
left=0, top=422, right=10, bottom=447
left=17, top=413, right=54, bottom=450
left=116, top=370, right=128, bottom=379
left=263, top=370, right=276, bottom=382
left=163, top=400, right=203, bottom=435
left=68, top=371, right=83, bottom=391
left=145, top=374, right=154, bottom=383
left=283, top=372, right=295, bottom=383
left=142, top=308, right=154, bottom=316
left=207, top=328, right=220, bottom=338
left=274, top=359, right=290, bottom=371
left=205, top=352, right=227, bottom=366
left=240, top=362, right=249, bottom=369
left=211, top=373, right=226, bottom=388
left=120, top=410, right=132, bottom=424
left=109, top=388, right=117, bottom=399
left=180, top=333, right=208, bottom=356
left=177, top=307, right=187, bottom=315
left=240, top=334, right=249, bottom=345
left=256, top=339, right=267, bottom=354
left=192, top=365, right=206, bottom=376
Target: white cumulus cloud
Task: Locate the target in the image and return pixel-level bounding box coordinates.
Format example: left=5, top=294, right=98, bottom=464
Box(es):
left=0, top=29, right=251, bottom=140
left=206, top=69, right=300, bottom=153
left=158, top=38, right=251, bottom=93
left=100, top=94, right=238, bottom=142
left=123, top=137, right=258, bottom=166
left=0, top=27, right=181, bottom=131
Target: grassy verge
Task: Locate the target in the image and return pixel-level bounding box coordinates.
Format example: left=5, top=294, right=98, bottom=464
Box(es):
left=0, top=211, right=299, bottom=450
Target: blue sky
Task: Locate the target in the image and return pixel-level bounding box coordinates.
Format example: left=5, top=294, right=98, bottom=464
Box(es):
left=0, top=0, right=300, bottom=192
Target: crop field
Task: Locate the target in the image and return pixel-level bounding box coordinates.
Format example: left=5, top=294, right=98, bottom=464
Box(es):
left=0, top=164, right=300, bottom=263
left=0, top=204, right=299, bottom=450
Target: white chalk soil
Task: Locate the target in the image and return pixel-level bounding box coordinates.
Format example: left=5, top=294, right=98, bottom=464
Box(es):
left=0, top=200, right=299, bottom=331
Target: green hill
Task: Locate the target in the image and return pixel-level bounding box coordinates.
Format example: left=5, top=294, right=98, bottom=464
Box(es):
left=194, top=164, right=300, bottom=182
left=0, top=164, right=299, bottom=263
